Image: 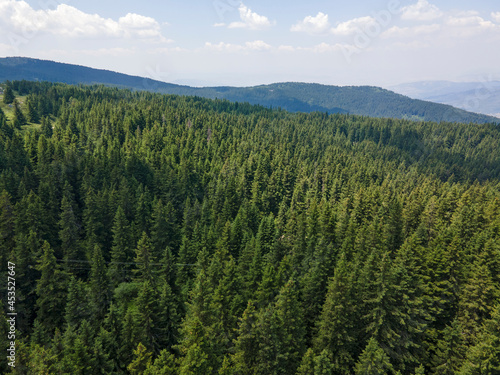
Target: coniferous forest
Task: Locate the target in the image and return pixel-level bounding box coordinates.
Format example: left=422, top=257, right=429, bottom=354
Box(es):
left=0, top=80, right=500, bottom=374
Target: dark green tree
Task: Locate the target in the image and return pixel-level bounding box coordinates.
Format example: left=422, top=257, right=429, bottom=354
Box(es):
left=354, top=337, right=394, bottom=375
left=35, top=241, right=68, bottom=335
left=2, top=83, right=15, bottom=104
left=13, top=99, right=27, bottom=128
left=90, top=244, right=110, bottom=325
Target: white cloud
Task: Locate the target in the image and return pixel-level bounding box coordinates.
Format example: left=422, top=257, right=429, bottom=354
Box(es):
left=308, top=42, right=346, bottom=53
left=446, top=14, right=492, bottom=28
left=330, top=16, right=377, bottom=36
left=443, top=13, right=498, bottom=37
left=0, top=0, right=166, bottom=40
left=388, top=41, right=430, bottom=50
left=0, top=42, right=16, bottom=54
left=78, top=47, right=136, bottom=57
left=295, top=42, right=351, bottom=53
left=382, top=24, right=441, bottom=38
left=245, top=40, right=272, bottom=50
left=493, top=12, right=500, bottom=23
left=205, top=40, right=272, bottom=52
left=228, top=4, right=274, bottom=30
left=291, top=12, right=330, bottom=34
left=401, top=0, right=443, bottom=21
left=278, top=45, right=295, bottom=52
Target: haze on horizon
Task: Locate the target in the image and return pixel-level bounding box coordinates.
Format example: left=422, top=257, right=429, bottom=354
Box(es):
left=0, top=0, right=499, bottom=88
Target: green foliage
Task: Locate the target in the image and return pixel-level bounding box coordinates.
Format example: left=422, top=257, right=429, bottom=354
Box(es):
left=13, top=100, right=27, bottom=128
left=1, top=81, right=499, bottom=373
left=355, top=337, right=394, bottom=375
left=2, top=82, right=15, bottom=104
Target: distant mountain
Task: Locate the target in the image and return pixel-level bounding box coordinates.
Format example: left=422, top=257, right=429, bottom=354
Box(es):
left=1, top=57, right=498, bottom=124
left=390, top=80, right=500, bottom=118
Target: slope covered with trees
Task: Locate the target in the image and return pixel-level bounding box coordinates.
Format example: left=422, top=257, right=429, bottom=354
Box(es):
left=0, top=81, right=500, bottom=374
left=1, top=57, right=499, bottom=124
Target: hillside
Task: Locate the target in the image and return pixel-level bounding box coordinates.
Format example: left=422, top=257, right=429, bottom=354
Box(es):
left=1, top=57, right=498, bottom=124
left=1, top=81, right=500, bottom=373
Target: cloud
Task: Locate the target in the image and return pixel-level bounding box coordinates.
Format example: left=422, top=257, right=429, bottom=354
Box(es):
left=306, top=42, right=347, bottom=53
left=330, top=16, right=377, bottom=36
left=382, top=24, right=441, bottom=38
left=388, top=41, right=430, bottom=51
left=0, top=0, right=166, bottom=40
left=278, top=45, right=295, bottom=52
left=205, top=40, right=272, bottom=52
left=0, top=42, right=16, bottom=54
left=228, top=4, right=274, bottom=30
left=493, top=12, right=500, bottom=23
left=293, top=42, right=351, bottom=53
left=401, top=0, right=443, bottom=21
left=291, top=12, right=330, bottom=34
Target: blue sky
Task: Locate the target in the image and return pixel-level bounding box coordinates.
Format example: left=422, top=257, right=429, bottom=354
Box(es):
left=1, top=0, right=499, bottom=87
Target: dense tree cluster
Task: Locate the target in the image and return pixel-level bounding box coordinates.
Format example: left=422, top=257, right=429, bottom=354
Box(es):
left=0, top=81, right=499, bottom=374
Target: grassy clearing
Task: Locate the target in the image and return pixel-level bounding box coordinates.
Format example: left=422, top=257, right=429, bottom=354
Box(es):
left=1, top=94, right=41, bottom=128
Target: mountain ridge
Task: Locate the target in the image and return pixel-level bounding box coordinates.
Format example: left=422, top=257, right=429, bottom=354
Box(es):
left=1, top=56, right=498, bottom=124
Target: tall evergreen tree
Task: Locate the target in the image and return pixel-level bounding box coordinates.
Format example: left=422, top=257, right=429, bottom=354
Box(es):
left=134, top=232, right=157, bottom=284
left=35, top=241, right=68, bottom=335
left=108, top=205, right=133, bottom=287
left=90, top=244, right=110, bottom=325
left=354, top=337, right=394, bottom=375
left=2, top=83, right=15, bottom=104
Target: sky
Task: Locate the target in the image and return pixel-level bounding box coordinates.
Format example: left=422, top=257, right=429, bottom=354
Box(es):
left=0, top=0, right=499, bottom=87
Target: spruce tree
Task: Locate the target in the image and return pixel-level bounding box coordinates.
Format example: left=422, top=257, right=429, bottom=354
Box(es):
left=108, top=205, right=133, bottom=287
left=90, top=244, right=110, bottom=325
left=134, top=232, right=156, bottom=284
left=354, top=337, right=394, bottom=375
left=2, top=83, right=15, bottom=104
left=13, top=99, right=27, bottom=128
left=35, top=241, right=68, bottom=335
left=41, top=116, right=53, bottom=138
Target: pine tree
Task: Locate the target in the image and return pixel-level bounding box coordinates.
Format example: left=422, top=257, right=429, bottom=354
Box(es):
left=120, top=307, right=140, bottom=368
left=27, top=98, right=40, bottom=123
left=2, top=83, right=15, bottom=104
left=144, top=349, right=177, bottom=375
left=313, top=253, right=358, bottom=373
left=135, top=280, right=160, bottom=353
left=41, top=116, right=53, bottom=138
left=433, top=319, right=466, bottom=375
left=254, top=279, right=306, bottom=375
left=35, top=241, right=68, bottom=335
left=177, top=254, right=219, bottom=373
left=108, top=205, right=133, bottom=287
left=90, top=244, right=110, bottom=325
left=59, top=194, right=82, bottom=266
left=92, top=327, right=115, bottom=374
left=296, top=348, right=316, bottom=375
left=65, top=276, right=89, bottom=329
left=314, top=349, right=335, bottom=375
left=0, top=190, right=15, bottom=277
left=13, top=99, right=27, bottom=128
left=459, top=304, right=500, bottom=374
left=157, top=281, right=179, bottom=351
left=128, top=342, right=153, bottom=375
left=151, top=199, right=178, bottom=258
left=458, top=259, right=499, bottom=343
left=133, top=232, right=156, bottom=284
left=354, top=337, right=394, bottom=375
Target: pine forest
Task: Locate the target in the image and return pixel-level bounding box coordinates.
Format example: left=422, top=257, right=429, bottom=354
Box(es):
left=0, top=80, right=500, bottom=374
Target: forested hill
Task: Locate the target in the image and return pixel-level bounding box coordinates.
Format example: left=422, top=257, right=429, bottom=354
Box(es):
left=1, top=81, right=500, bottom=374
left=1, top=56, right=498, bottom=124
